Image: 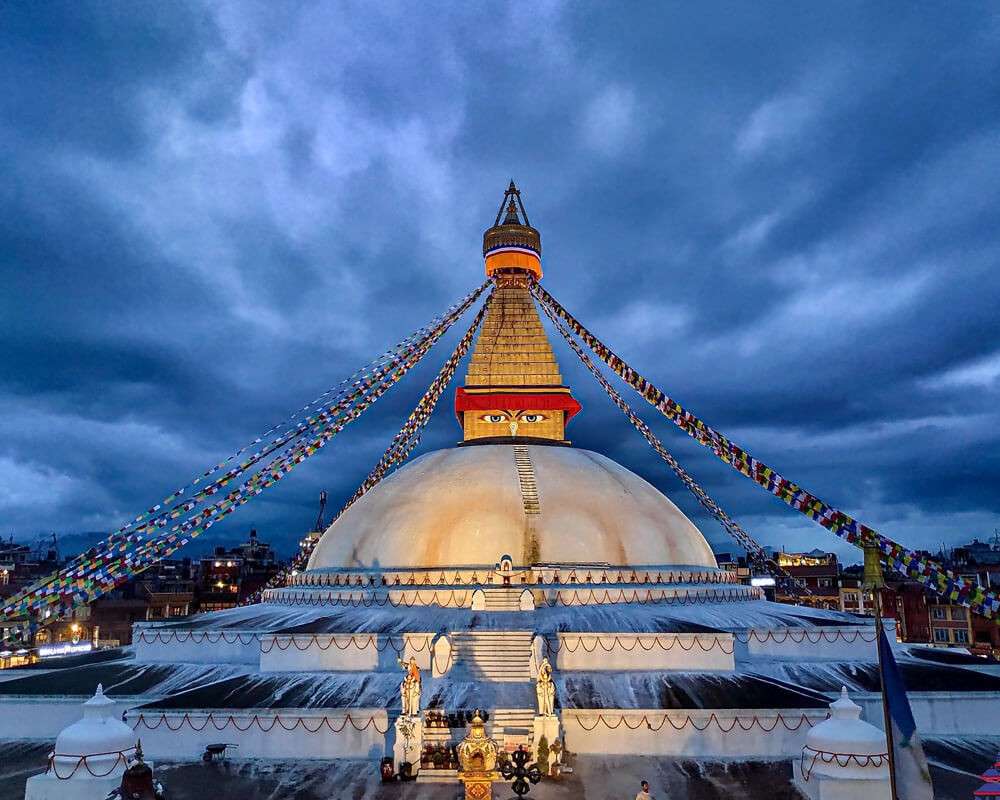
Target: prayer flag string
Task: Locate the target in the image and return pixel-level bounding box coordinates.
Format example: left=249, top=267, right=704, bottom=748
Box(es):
left=532, top=282, right=998, bottom=622
left=539, top=299, right=807, bottom=596
left=1, top=282, right=489, bottom=639
left=245, top=289, right=494, bottom=602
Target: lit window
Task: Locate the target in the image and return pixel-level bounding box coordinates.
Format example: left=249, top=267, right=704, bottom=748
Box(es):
left=933, top=628, right=950, bottom=643
left=931, top=607, right=947, bottom=620
left=954, top=630, right=969, bottom=644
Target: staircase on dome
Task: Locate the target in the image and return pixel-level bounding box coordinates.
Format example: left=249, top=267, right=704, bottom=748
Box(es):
left=456, top=182, right=581, bottom=445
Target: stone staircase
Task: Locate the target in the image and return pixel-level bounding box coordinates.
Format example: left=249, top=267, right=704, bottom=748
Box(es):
left=512, top=445, right=540, bottom=514
left=483, top=587, right=524, bottom=611
left=488, top=707, right=536, bottom=751
left=451, top=630, right=533, bottom=681
left=416, top=723, right=457, bottom=783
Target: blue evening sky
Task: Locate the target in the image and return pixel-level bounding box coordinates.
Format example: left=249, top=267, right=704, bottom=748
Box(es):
left=2, top=3, right=999, bottom=562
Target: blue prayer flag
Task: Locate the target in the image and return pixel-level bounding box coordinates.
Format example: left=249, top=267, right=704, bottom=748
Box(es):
left=878, top=628, right=934, bottom=799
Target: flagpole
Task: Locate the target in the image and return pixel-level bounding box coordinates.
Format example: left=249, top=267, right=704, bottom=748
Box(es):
left=865, top=543, right=898, bottom=800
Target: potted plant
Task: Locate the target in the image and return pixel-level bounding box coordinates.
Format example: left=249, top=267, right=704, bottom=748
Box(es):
left=548, top=740, right=562, bottom=778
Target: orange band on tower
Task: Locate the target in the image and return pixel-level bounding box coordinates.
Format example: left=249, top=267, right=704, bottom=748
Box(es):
left=485, top=250, right=542, bottom=279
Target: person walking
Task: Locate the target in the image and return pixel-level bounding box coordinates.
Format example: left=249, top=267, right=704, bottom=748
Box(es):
left=635, top=779, right=655, bottom=799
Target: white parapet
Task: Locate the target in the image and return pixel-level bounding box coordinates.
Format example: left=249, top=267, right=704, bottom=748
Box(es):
left=542, top=632, right=735, bottom=672
left=127, top=708, right=390, bottom=760
left=133, top=625, right=261, bottom=665
left=561, top=707, right=829, bottom=758
left=736, top=625, right=881, bottom=662
left=852, top=690, right=1000, bottom=736
left=258, top=632, right=437, bottom=672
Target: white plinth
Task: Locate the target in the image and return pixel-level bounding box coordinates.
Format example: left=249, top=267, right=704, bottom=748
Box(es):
left=793, top=760, right=891, bottom=800
left=532, top=714, right=560, bottom=753
left=25, top=770, right=122, bottom=800
left=393, top=715, right=424, bottom=775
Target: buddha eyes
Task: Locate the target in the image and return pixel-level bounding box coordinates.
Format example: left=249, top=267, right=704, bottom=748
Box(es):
left=478, top=413, right=546, bottom=424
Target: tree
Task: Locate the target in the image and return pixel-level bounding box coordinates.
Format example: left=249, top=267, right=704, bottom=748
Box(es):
left=536, top=735, right=549, bottom=776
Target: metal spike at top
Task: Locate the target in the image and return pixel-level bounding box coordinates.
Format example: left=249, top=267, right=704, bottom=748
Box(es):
left=503, top=196, right=521, bottom=225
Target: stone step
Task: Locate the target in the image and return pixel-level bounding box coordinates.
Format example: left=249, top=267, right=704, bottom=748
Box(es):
left=453, top=650, right=531, bottom=656
left=416, top=768, right=458, bottom=783
left=452, top=646, right=532, bottom=653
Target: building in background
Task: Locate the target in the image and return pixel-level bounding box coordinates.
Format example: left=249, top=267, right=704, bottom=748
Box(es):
left=199, top=529, right=281, bottom=612
left=0, top=528, right=289, bottom=661
left=775, top=549, right=840, bottom=610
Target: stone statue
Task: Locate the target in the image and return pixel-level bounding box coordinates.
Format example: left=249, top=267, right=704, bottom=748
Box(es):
left=535, top=657, right=555, bottom=717
left=398, top=656, right=421, bottom=717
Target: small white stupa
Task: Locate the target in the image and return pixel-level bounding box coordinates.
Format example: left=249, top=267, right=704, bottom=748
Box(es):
left=794, top=686, right=890, bottom=800
left=24, top=684, right=138, bottom=800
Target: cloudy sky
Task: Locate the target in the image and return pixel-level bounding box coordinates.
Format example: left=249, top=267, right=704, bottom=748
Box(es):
left=2, top=3, right=999, bottom=563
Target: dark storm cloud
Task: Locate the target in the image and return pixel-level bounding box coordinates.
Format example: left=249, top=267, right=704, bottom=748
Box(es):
left=2, top=2, right=999, bottom=561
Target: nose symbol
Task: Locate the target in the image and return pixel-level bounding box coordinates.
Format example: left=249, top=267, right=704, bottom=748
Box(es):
left=509, top=421, right=518, bottom=437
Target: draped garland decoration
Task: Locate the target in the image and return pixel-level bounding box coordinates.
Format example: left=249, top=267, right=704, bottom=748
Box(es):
left=538, top=299, right=808, bottom=597
left=243, top=289, right=494, bottom=604
left=531, top=282, right=999, bottom=622
left=45, top=749, right=135, bottom=780
left=569, top=711, right=820, bottom=734
left=799, top=747, right=889, bottom=782
left=1, top=282, right=489, bottom=641
left=132, top=712, right=390, bottom=735
left=262, top=586, right=759, bottom=608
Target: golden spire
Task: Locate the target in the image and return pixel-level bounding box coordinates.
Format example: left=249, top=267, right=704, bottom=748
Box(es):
left=456, top=184, right=580, bottom=444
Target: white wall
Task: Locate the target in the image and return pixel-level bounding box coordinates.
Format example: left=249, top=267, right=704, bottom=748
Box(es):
left=736, top=626, right=880, bottom=663
left=133, top=629, right=261, bottom=665
left=562, top=707, right=829, bottom=757
left=545, top=633, right=735, bottom=672
left=128, top=709, right=389, bottom=760
left=0, top=696, right=150, bottom=740
left=852, top=691, right=1000, bottom=736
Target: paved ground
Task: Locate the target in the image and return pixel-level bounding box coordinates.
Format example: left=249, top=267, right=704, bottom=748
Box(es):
left=0, top=743, right=988, bottom=799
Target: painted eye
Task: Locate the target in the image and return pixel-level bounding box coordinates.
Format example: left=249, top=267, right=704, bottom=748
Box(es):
left=480, top=414, right=508, bottom=424
left=520, top=414, right=545, bottom=423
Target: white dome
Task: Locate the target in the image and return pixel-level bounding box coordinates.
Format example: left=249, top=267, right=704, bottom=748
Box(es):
left=54, top=684, right=135, bottom=759
left=307, top=444, right=718, bottom=571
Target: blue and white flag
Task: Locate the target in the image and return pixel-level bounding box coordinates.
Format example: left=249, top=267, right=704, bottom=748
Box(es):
left=878, top=628, right=934, bottom=799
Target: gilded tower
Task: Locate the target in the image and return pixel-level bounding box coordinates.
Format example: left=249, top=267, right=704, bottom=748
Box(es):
left=456, top=183, right=581, bottom=444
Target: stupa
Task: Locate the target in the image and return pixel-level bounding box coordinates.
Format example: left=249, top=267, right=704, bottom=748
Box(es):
left=3, top=184, right=1000, bottom=793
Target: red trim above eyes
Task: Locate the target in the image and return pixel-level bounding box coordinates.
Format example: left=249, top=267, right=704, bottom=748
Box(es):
left=455, top=388, right=582, bottom=424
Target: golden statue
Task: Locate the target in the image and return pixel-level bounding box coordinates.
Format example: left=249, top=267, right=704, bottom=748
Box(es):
left=457, top=711, right=500, bottom=800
